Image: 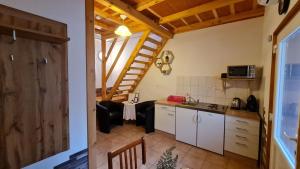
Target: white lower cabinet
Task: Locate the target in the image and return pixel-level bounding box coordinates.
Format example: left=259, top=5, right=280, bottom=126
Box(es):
left=175, top=107, right=225, bottom=155
left=197, top=111, right=224, bottom=155
left=175, top=107, right=197, bottom=146
left=155, top=104, right=176, bottom=134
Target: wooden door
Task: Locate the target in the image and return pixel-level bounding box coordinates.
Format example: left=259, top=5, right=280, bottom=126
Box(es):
left=0, top=34, right=68, bottom=169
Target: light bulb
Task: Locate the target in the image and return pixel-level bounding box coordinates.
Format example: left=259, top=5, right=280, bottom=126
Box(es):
left=115, top=25, right=132, bottom=37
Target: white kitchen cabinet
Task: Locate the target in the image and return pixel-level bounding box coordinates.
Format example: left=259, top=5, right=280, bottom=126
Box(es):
left=155, top=104, right=176, bottom=134
left=175, top=107, right=197, bottom=146
left=197, top=111, right=224, bottom=155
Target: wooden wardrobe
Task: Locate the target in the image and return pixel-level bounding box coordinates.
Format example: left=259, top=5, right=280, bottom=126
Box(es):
left=0, top=5, right=69, bottom=169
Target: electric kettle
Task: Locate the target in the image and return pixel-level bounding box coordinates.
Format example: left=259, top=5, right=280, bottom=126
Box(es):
left=231, top=98, right=241, bottom=110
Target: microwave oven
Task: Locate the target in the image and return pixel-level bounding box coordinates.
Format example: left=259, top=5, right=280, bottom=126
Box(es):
left=227, top=65, right=256, bottom=79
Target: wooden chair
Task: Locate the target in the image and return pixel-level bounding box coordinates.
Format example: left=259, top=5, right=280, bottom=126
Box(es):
left=107, top=137, right=146, bottom=169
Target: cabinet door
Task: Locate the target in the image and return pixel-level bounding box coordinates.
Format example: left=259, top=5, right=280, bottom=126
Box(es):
left=176, top=107, right=197, bottom=146
left=197, top=111, right=224, bottom=155
left=155, top=105, right=175, bottom=134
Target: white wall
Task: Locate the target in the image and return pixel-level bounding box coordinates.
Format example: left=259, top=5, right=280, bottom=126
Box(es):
left=0, top=0, right=87, bottom=168
left=136, top=18, right=264, bottom=103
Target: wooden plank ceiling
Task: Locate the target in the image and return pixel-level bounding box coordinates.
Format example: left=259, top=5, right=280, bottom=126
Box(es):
left=94, top=0, right=264, bottom=37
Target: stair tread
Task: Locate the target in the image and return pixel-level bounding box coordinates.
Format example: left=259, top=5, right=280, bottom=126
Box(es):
left=113, top=93, right=128, bottom=97
left=134, top=60, right=150, bottom=64
left=122, top=78, right=139, bottom=81
left=126, top=73, right=143, bottom=75
left=146, top=37, right=161, bottom=45
left=130, top=66, right=146, bottom=70
left=119, top=84, right=133, bottom=87
left=141, top=45, right=156, bottom=52
left=137, top=53, right=153, bottom=58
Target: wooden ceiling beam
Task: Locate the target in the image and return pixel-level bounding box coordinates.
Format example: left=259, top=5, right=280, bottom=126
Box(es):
left=95, top=20, right=115, bottom=31
left=212, top=9, right=219, bottom=19
left=160, top=0, right=244, bottom=24
left=96, top=0, right=173, bottom=39
left=195, top=14, right=203, bottom=22
left=174, top=8, right=264, bottom=34
left=253, top=0, right=258, bottom=9
left=181, top=18, right=189, bottom=25
left=136, top=0, right=167, bottom=11
left=230, top=4, right=236, bottom=15
left=95, top=5, right=138, bottom=27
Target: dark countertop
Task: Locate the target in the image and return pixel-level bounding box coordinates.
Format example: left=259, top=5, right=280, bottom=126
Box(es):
left=155, top=100, right=227, bottom=114
left=176, top=102, right=227, bottom=115
left=155, top=100, right=260, bottom=121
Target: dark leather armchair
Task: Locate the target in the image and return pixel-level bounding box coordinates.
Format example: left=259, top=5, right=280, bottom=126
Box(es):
left=135, top=100, right=155, bottom=133
left=96, top=101, right=124, bottom=133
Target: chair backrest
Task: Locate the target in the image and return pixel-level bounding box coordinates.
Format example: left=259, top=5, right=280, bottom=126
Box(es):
left=107, top=137, right=146, bottom=169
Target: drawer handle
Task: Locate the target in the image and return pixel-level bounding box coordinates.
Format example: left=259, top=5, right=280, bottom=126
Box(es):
left=168, top=113, right=174, bottom=116
left=236, top=127, right=248, bottom=132
left=236, top=120, right=249, bottom=124
left=235, top=135, right=248, bottom=140
left=161, top=107, right=168, bottom=109
left=235, top=142, right=248, bottom=147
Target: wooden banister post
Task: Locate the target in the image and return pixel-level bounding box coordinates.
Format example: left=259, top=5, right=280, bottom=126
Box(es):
left=101, top=38, right=107, bottom=98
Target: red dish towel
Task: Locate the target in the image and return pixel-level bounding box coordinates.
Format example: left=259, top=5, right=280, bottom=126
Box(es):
left=167, top=95, right=186, bottom=103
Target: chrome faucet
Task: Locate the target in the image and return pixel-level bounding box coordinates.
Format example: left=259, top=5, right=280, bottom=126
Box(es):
left=186, top=93, right=197, bottom=103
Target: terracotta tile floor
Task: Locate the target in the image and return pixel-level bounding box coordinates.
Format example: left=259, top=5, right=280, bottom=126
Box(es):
left=96, top=123, right=259, bottom=169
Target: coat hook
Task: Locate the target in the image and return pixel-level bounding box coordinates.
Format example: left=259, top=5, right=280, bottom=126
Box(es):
left=12, top=30, right=17, bottom=42
left=9, top=54, right=14, bottom=62
left=42, top=57, right=48, bottom=64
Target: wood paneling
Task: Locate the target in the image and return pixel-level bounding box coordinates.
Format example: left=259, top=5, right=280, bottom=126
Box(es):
left=96, top=0, right=265, bottom=34
left=95, top=0, right=173, bottom=38
left=0, top=5, right=68, bottom=169
left=175, top=8, right=264, bottom=33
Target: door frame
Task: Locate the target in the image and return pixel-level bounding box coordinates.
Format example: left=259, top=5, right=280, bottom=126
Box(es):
left=266, top=1, right=300, bottom=169
left=85, top=0, right=97, bottom=169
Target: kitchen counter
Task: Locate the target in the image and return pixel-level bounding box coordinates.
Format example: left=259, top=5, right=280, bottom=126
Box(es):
left=155, top=100, right=181, bottom=106
left=226, top=108, right=261, bottom=121
left=156, top=100, right=260, bottom=120
left=156, top=100, right=227, bottom=114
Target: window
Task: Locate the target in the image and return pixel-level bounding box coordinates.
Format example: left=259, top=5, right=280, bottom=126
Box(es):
left=275, top=27, right=300, bottom=168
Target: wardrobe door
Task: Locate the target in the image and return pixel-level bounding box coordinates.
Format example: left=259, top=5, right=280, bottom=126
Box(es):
left=0, top=35, right=40, bottom=169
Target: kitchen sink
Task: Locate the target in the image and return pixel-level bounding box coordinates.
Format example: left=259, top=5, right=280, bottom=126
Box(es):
left=181, top=102, right=198, bottom=106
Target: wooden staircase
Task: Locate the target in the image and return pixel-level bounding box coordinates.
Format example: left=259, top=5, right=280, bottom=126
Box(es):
left=104, top=30, right=168, bottom=101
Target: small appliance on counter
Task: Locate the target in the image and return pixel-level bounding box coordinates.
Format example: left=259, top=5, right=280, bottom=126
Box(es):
left=246, top=95, right=258, bottom=112
left=231, top=97, right=241, bottom=110
left=167, top=95, right=186, bottom=103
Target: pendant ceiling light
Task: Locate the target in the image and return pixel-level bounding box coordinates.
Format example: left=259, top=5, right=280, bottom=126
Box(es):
left=115, top=15, right=132, bottom=37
